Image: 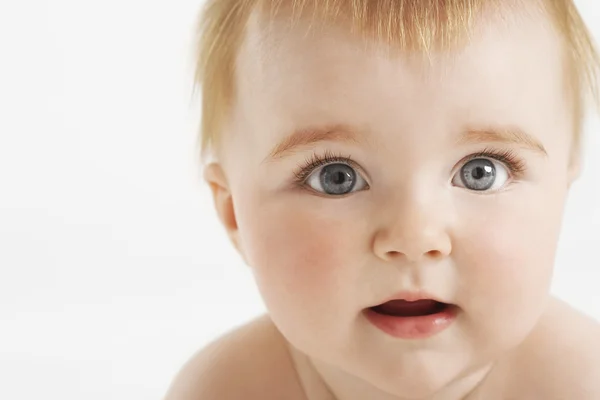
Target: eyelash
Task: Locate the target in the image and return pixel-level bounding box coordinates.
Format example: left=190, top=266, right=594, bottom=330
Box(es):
left=460, top=147, right=527, bottom=177
left=292, top=147, right=527, bottom=187
left=292, top=149, right=361, bottom=185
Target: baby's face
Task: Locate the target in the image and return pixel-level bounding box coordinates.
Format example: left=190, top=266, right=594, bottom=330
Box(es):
left=219, top=6, right=576, bottom=397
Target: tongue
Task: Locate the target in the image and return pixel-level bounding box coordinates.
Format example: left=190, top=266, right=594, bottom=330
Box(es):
left=372, top=300, right=445, bottom=317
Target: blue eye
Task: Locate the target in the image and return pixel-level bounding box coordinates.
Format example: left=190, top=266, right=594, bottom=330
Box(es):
left=294, top=149, right=524, bottom=196
left=306, top=163, right=368, bottom=195
left=453, top=158, right=510, bottom=191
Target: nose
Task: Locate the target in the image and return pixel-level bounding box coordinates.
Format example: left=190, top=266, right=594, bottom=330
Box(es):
left=372, top=191, right=452, bottom=263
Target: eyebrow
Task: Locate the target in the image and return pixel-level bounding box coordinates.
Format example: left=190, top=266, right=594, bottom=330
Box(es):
left=264, top=124, right=547, bottom=162
left=457, top=127, right=547, bottom=156
left=264, top=125, right=362, bottom=162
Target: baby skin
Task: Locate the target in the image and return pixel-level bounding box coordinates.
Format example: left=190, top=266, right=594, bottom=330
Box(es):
left=167, top=2, right=600, bottom=400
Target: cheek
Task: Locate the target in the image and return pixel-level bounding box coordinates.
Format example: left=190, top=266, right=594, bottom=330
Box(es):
left=455, top=185, right=567, bottom=340
left=459, top=213, right=556, bottom=300
left=237, top=194, right=359, bottom=313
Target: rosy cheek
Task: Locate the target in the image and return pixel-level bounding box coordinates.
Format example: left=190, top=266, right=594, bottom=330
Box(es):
left=456, top=199, right=559, bottom=320
left=243, top=203, right=350, bottom=301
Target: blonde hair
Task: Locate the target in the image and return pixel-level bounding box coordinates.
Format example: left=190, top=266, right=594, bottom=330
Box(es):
left=193, top=0, right=600, bottom=162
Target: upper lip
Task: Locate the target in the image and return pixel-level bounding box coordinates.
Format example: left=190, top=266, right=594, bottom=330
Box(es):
left=371, top=290, right=450, bottom=307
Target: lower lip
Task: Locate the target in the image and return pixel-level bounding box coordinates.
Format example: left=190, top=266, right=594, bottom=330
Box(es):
left=364, top=305, right=459, bottom=340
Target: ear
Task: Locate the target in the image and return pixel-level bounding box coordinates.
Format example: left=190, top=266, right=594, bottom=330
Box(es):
left=203, top=163, right=246, bottom=262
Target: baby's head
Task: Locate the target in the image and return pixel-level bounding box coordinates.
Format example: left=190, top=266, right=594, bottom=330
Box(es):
left=196, top=0, right=599, bottom=397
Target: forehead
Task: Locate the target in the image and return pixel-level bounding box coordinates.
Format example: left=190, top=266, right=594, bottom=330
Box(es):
left=233, top=2, right=568, bottom=149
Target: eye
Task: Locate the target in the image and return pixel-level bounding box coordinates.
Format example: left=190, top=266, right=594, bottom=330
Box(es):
left=305, top=162, right=368, bottom=195
left=452, top=157, right=510, bottom=192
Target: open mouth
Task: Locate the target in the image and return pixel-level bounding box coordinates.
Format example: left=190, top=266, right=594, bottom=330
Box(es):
left=370, top=299, right=451, bottom=317
left=364, top=299, right=458, bottom=339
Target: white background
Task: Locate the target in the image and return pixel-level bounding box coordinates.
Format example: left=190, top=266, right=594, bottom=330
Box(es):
left=0, top=1, right=598, bottom=399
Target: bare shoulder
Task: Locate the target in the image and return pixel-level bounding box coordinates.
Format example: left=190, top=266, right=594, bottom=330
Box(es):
left=508, top=297, right=600, bottom=399
left=163, top=314, right=306, bottom=400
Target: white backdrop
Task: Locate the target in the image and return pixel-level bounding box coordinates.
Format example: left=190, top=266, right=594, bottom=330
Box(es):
left=0, top=1, right=598, bottom=399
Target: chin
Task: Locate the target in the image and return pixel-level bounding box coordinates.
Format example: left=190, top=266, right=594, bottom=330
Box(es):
left=341, top=346, right=468, bottom=399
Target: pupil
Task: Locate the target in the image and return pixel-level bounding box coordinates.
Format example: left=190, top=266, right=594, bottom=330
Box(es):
left=333, top=171, right=345, bottom=184
left=473, top=166, right=487, bottom=179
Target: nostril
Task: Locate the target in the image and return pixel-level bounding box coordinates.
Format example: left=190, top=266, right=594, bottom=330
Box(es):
left=425, top=249, right=444, bottom=259
left=384, top=248, right=445, bottom=262
left=373, top=226, right=453, bottom=262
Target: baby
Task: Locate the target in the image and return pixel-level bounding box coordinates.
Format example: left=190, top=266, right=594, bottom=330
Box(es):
left=166, top=0, right=600, bottom=399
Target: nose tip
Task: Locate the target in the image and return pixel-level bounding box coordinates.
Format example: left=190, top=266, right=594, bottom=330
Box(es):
left=372, top=205, right=453, bottom=263
left=372, top=187, right=453, bottom=263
